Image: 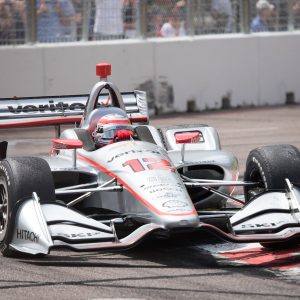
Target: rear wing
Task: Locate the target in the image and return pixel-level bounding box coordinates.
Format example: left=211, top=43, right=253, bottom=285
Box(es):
left=0, top=90, right=148, bottom=129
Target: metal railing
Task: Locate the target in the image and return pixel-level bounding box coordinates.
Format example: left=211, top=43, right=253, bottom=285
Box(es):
left=1, top=0, right=300, bottom=46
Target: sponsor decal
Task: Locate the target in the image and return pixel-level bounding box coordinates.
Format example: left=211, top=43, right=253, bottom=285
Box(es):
left=142, top=183, right=174, bottom=190
left=240, top=221, right=285, bottom=229
left=141, top=183, right=184, bottom=194
left=55, top=232, right=105, bottom=238
left=16, top=229, right=39, bottom=243
left=149, top=187, right=173, bottom=193
left=197, top=160, right=217, bottom=164
left=7, top=101, right=85, bottom=114
left=157, top=193, right=182, bottom=200
left=147, top=176, right=174, bottom=183
left=162, top=200, right=188, bottom=208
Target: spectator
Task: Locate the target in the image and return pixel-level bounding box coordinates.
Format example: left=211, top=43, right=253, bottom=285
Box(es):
left=160, top=8, right=186, bottom=37
left=57, top=0, right=77, bottom=41
left=211, top=0, right=233, bottom=33
left=10, top=0, right=26, bottom=44
left=293, top=0, right=300, bottom=14
left=36, top=0, right=62, bottom=42
left=123, top=0, right=137, bottom=38
left=292, top=0, right=300, bottom=29
left=176, top=0, right=187, bottom=21
left=251, top=0, right=274, bottom=32
left=147, top=4, right=163, bottom=37
left=0, top=0, right=14, bottom=45
left=257, top=0, right=300, bottom=32
left=147, top=0, right=181, bottom=37
left=93, top=0, right=124, bottom=40
left=72, top=0, right=83, bottom=40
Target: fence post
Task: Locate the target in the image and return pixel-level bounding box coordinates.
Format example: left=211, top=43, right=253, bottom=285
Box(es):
left=288, top=1, right=295, bottom=31
left=241, top=0, right=250, bottom=33
left=186, top=0, right=195, bottom=36
left=25, top=0, right=37, bottom=44
left=81, top=0, right=92, bottom=41
left=138, top=0, right=147, bottom=38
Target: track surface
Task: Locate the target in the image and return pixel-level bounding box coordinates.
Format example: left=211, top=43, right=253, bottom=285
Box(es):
left=1, top=106, right=300, bottom=300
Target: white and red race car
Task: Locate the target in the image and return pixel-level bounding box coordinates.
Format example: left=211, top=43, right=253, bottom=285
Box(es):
left=0, top=63, right=299, bottom=257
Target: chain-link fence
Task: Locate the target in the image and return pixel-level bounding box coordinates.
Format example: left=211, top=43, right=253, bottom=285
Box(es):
left=248, top=0, right=300, bottom=32
left=146, top=0, right=241, bottom=36
left=1, top=0, right=300, bottom=46
left=0, top=0, right=27, bottom=45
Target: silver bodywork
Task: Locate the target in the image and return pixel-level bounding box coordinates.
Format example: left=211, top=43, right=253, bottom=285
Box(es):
left=1, top=75, right=300, bottom=256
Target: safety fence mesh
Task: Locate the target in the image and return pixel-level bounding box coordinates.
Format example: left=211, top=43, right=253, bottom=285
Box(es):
left=0, top=0, right=299, bottom=45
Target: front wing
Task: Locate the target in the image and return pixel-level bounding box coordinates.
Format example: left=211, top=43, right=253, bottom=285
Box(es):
left=9, top=181, right=300, bottom=256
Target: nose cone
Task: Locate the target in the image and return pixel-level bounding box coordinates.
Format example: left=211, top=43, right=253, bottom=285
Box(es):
left=94, top=141, right=200, bottom=229
left=157, top=213, right=200, bottom=230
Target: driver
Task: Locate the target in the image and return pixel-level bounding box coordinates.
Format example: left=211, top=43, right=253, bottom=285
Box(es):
left=92, top=113, right=134, bottom=148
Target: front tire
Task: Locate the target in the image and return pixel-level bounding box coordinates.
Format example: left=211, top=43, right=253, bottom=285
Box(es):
left=0, top=157, right=55, bottom=257
left=244, top=144, right=300, bottom=202
left=244, top=144, right=300, bottom=249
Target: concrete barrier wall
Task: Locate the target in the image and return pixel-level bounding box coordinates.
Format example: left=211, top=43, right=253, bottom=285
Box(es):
left=0, top=32, right=299, bottom=113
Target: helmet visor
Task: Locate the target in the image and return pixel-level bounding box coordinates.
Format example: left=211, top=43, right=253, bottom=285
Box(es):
left=101, top=124, right=133, bottom=140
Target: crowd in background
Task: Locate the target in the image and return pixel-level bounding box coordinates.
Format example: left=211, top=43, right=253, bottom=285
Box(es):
left=0, top=0, right=26, bottom=44
left=1, top=0, right=300, bottom=45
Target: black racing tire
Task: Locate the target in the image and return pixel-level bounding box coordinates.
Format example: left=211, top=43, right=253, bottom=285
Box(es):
left=244, top=144, right=300, bottom=250
left=244, top=144, right=300, bottom=203
left=0, top=157, right=55, bottom=257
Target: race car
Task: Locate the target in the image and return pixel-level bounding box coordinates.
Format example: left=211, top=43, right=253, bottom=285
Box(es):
left=0, top=63, right=299, bottom=257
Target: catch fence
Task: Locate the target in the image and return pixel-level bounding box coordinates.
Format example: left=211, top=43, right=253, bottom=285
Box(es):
left=0, top=0, right=299, bottom=45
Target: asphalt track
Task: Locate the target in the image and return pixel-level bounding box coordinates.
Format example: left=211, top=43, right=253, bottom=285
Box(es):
left=1, top=106, right=300, bottom=300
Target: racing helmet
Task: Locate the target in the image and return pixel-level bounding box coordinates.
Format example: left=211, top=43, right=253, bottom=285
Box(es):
left=92, top=113, right=134, bottom=147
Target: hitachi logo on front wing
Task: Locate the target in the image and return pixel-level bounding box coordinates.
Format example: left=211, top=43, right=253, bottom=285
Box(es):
left=16, top=229, right=39, bottom=243
left=7, top=100, right=85, bottom=114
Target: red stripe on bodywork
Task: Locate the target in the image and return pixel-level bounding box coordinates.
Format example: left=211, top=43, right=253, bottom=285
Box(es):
left=100, top=119, right=130, bottom=125
left=0, top=116, right=81, bottom=128
left=129, top=116, right=148, bottom=123
left=0, top=116, right=148, bottom=129
left=78, top=154, right=197, bottom=217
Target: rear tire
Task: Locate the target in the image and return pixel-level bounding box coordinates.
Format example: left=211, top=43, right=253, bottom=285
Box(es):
left=0, top=157, right=55, bottom=257
left=244, top=144, right=300, bottom=249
